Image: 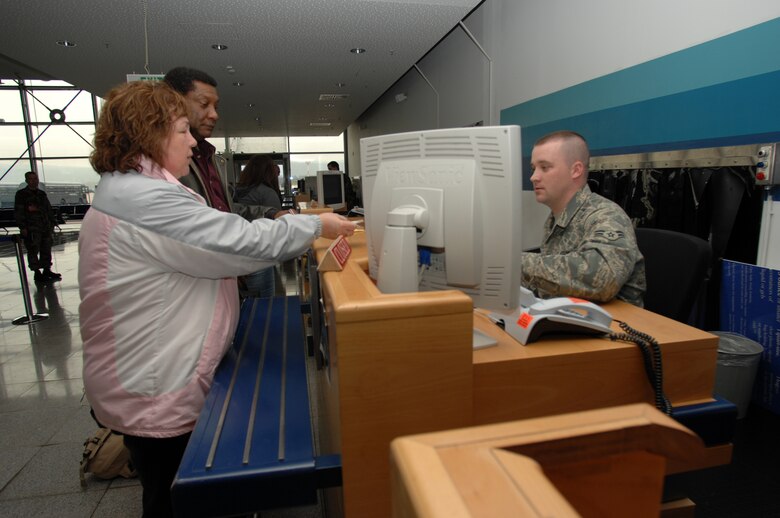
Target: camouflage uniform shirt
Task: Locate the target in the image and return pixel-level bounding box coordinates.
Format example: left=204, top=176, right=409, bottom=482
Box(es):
left=14, top=186, right=55, bottom=235
left=521, top=185, right=646, bottom=307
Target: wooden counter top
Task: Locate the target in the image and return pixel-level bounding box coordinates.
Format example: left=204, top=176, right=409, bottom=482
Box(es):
left=310, top=232, right=720, bottom=517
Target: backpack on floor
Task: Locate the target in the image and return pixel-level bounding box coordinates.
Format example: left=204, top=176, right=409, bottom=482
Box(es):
left=79, top=427, right=137, bottom=487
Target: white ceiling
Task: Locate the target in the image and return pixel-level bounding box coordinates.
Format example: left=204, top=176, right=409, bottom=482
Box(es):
left=0, top=0, right=481, bottom=138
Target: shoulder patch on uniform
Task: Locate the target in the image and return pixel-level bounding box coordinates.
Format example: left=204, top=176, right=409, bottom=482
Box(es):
left=595, top=229, right=625, bottom=241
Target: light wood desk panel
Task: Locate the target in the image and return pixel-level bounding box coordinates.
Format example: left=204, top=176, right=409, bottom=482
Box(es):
left=311, top=233, right=720, bottom=518
left=391, top=404, right=709, bottom=518
left=314, top=233, right=474, bottom=518
left=472, top=305, right=718, bottom=424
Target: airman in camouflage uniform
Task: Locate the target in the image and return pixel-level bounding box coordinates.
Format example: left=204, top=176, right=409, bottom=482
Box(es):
left=14, top=171, right=61, bottom=283
left=521, top=131, right=645, bottom=306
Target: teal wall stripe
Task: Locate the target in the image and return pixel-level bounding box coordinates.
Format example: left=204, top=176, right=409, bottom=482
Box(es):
left=519, top=69, right=780, bottom=158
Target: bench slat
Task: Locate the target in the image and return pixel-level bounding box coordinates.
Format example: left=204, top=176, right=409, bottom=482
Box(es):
left=173, top=296, right=321, bottom=517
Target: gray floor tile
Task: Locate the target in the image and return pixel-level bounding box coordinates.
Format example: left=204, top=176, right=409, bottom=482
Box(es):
left=0, top=442, right=108, bottom=500
left=0, top=445, right=39, bottom=492
left=1, top=355, right=55, bottom=384
left=0, top=385, right=83, bottom=413
left=91, top=485, right=142, bottom=518
left=0, top=405, right=81, bottom=448
left=0, top=381, right=36, bottom=405
left=0, top=490, right=104, bottom=518
left=0, top=327, right=38, bottom=347
left=43, top=352, right=83, bottom=382
left=18, top=379, right=85, bottom=402
left=108, top=476, right=141, bottom=489
left=0, top=343, right=28, bottom=362
left=49, top=404, right=99, bottom=445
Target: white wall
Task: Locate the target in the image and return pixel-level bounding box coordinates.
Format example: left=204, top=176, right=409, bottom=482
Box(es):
left=351, top=0, right=780, bottom=149
left=348, top=0, right=780, bottom=248
left=490, top=0, right=780, bottom=118
left=347, top=12, right=491, bottom=177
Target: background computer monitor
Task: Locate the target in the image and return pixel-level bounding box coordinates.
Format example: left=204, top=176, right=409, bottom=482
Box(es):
left=316, top=170, right=346, bottom=211
left=303, top=175, right=317, bottom=199
left=360, top=125, right=523, bottom=312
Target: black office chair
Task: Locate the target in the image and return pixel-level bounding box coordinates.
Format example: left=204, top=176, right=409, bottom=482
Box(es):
left=634, top=228, right=712, bottom=324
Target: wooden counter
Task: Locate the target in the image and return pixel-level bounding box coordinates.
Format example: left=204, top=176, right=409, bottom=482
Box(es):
left=391, top=404, right=710, bottom=518
left=310, top=232, right=720, bottom=518
left=471, top=304, right=717, bottom=424
left=298, top=201, right=334, bottom=214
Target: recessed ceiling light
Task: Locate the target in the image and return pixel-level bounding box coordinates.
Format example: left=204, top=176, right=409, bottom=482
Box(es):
left=232, top=81, right=243, bottom=87
left=336, top=82, right=346, bottom=87
left=212, top=44, right=228, bottom=50
left=56, top=40, right=77, bottom=48
left=350, top=48, right=366, bottom=54
left=323, top=103, right=336, bottom=108
left=247, top=103, right=255, bottom=108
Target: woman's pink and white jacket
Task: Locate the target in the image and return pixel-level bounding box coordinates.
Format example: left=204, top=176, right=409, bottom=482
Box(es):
left=79, top=159, right=322, bottom=438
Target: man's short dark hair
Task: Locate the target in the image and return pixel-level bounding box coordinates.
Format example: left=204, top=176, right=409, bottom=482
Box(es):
left=327, top=161, right=340, bottom=170
left=535, top=130, right=590, bottom=168
left=25, top=171, right=37, bottom=181
left=164, top=67, right=218, bottom=95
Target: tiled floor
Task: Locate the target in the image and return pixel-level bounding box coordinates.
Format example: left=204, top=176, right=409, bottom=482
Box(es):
left=0, top=225, right=322, bottom=518
left=0, top=226, right=143, bottom=517
left=1, top=224, right=779, bottom=517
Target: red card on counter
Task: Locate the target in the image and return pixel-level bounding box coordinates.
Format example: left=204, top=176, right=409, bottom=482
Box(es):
left=318, top=235, right=352, bottom=271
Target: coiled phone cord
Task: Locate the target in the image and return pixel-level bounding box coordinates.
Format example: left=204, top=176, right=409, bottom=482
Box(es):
left=609, top=320, right=672, bottom=415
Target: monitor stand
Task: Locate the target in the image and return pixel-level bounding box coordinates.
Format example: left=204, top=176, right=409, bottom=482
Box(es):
left=376, top=224, right=419, bottom=294
left=473, top=328, right=497, bottom=349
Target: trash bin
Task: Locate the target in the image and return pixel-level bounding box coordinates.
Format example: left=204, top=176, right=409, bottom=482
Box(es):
left=711, top=331, right=764, bottom=419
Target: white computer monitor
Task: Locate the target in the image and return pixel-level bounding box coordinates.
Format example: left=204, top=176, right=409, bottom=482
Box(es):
left=361, top=125, right=523, bottom=313
left=316, top=170, right=346, bottom=211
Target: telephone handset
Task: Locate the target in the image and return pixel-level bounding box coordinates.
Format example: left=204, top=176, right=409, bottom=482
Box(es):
left=490, top=287, right=614, bottom=345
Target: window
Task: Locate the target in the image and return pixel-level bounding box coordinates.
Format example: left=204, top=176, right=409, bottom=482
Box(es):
left=0, top=79, right=97, bottom=189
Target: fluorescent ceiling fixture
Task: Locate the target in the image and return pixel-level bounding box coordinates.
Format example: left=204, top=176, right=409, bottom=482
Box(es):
left=56, top=40, right=77, bottom=47
left=319, top=93, right=349, bottom=101
left=309, top=122, right=332, bottom=127
left=212, top=44, right=228, bottom=50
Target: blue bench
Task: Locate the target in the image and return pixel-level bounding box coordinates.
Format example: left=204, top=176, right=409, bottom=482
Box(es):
left=672, top=395, right=738, bottom=447
left=172, top=295, right=341, bottom=517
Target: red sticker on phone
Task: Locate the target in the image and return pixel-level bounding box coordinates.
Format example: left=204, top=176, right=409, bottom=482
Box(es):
left=517, top=312, right=533, bottom=329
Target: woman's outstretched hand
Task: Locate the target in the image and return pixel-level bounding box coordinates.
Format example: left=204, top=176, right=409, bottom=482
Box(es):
left=318, top=213, right=357, bottom=239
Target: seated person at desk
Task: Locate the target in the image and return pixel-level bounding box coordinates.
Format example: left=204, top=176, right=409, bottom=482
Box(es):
left=79, top=80, right=355, bottom=517
left=328, top=160, right=359, bottom=212
left=521, top=130, right=645, bottom=307
left=233, top=154, right=294, bottom=296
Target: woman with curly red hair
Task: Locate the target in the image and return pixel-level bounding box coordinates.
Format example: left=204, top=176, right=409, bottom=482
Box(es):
left=80, top=80, right=354, bottom=516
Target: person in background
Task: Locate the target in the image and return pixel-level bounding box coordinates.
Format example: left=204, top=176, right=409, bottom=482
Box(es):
left=233, top=154, right=291, bottom=296
left=328, top=160, right=359, bottom=212
left=79, top=80, right=355, bottom=517
left=14, top=171, right=61, bottom=283
left=164, top=66, right=278, bottom=220
left=522, top=130, right=645, bottom=306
